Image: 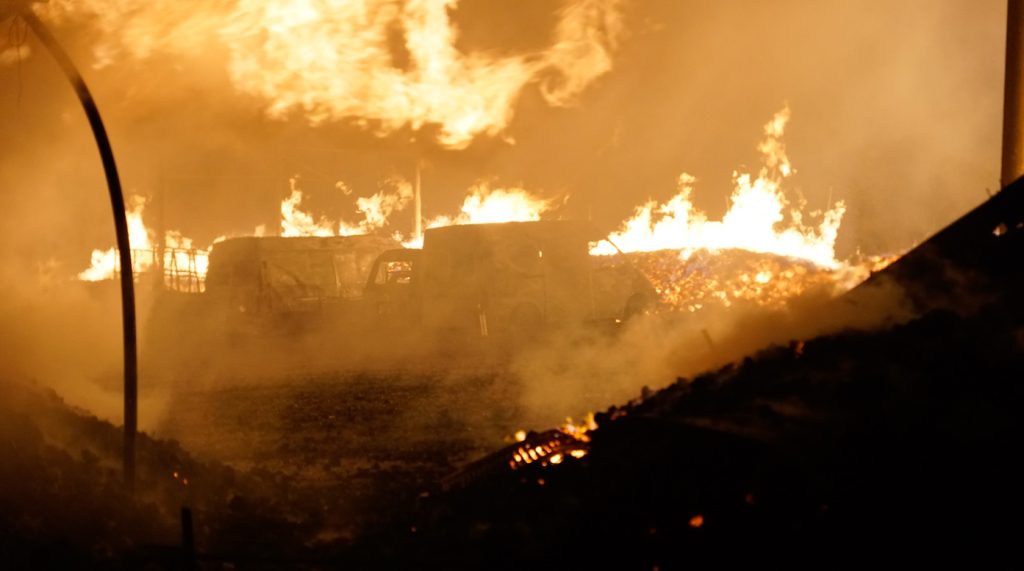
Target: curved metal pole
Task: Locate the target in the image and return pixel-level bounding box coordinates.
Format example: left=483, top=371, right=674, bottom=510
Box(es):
left=17, top=6, right=138, bottom=491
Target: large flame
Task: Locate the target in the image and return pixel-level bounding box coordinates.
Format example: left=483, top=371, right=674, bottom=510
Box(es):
left=396, top=183, right=555, bottom=247
left=280, top=177, right=553, bottom=246
left=591, top=107, right=895, bottom=311
left=78, top=196, right=152, bottom=281
left=425, top=183, right=554, bottom=228
left=592, top=107, right=845, bottom=270
left=78, top=196, right=209, bottom=288
left=40, top=0, right=623, bottom=149
left=280, top=178, right=337, bottom=238
left=342, top=175, right=414, bottom=236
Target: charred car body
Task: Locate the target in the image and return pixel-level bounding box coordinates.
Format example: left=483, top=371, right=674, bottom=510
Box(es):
left=363, top=221, right=657, bottom=344
left=203, top=235, right=399, bottom=335
left=162, top=221, right=654, bottom=357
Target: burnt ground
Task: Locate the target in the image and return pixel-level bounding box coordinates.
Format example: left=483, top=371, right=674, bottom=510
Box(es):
left=1, top=364, right=544, bottom=568
left=155, top=369, right=526, bottom=542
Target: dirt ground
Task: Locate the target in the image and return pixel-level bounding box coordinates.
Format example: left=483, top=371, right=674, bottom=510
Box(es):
left=152, top=367, right=533, bottom=540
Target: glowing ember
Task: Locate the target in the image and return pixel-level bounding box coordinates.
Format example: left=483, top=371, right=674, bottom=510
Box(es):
left=689, top=514, right=704, bottom=528
left=505, top=425, right=592, bottom=472
left=41, top=0, right=624, bottom=149
left=626, top=249, right=839, bottom=312
left=560, top=413, right=598, bottom=443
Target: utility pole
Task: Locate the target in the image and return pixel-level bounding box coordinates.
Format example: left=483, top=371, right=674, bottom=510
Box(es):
left=1002, top=0, right=1024, bottom=187
left=4, top=1, right=138, bottom=491
left=414, top=159, right=423, bottom=241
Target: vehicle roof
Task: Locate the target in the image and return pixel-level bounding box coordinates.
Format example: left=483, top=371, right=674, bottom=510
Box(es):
left=423, top=220, right=597, bottom=240
left=211, top=235, right=401, bottom=256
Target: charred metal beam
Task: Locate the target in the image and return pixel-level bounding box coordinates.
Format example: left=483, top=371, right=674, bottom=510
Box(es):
left=8, top=3, right=139, bottom=491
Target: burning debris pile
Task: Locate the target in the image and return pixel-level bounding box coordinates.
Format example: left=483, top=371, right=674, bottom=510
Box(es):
left=625, top=248, right=840, bottom=311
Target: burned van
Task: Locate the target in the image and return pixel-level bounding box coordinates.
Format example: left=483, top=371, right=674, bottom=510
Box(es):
left=204, top=235, right=400, bottom=334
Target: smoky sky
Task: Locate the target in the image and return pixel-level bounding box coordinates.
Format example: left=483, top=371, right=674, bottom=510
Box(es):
left=0, top=0, right=1007, bottom=277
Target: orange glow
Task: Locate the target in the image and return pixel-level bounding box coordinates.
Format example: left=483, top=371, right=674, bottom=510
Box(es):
left=689, top=514, right=704, bottom=528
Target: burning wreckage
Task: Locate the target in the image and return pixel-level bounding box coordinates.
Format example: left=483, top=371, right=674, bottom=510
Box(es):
left=147, top=220, right=658, bottom=359
left=3, top=1, right=1023, bottom=568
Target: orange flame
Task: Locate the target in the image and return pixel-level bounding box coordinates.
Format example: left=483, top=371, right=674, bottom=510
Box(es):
left=592, top=107, right=845, bottom=270
left=280, top=178, right=336, bottom=238
left=41, top=0, right=623, bottom=149
left=77, top=196, right=209, bottom=286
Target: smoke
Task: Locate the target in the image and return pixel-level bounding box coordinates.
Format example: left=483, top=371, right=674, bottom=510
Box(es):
left=509, top=276, right=914, bottom=428
left=0, top=263, right=178, bottom=428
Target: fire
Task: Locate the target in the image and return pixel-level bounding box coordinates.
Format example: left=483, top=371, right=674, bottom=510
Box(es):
left=346, top=175, right=414, bottom=236
left=591, top=107, right=899, bottom=311
left=78, top=196, right=151, bottom=281
left=400, top=183, right=554, bottom=247
left=40, top=0, right=624, bottom=149
left=283, top=175, right=412, bottom=238
left=77, top=196, right=209, bottom=292
left=424, top=183, right=554, bottom=228
left=592, top=106, right=845, bottom=270
left=282, top=177, right=549, bottom=246
left=560, top=413, right=597, bottom=443
left=280, top=178, right=336, bottom=238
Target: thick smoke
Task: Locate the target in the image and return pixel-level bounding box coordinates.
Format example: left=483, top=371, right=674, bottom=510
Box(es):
left=509, top=276, right=914, bottom=428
